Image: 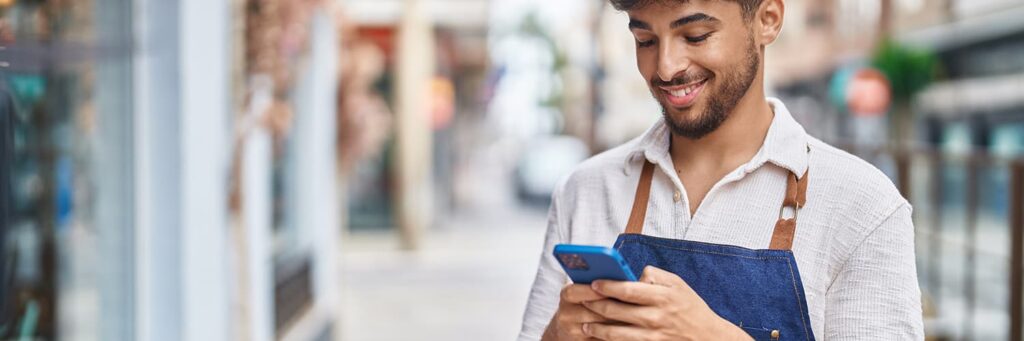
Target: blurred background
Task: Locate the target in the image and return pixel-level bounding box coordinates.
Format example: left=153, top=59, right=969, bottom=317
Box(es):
left=1, top=0, right=1023, bottom=340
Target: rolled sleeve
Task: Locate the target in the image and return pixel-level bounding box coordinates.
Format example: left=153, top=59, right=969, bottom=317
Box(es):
left=825, top=203, right=924, bottom=340
left=518, top=188, right=569, bottom=341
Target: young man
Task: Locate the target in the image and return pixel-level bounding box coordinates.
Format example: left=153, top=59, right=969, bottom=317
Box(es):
left=519, top=0, right=924, bottom=340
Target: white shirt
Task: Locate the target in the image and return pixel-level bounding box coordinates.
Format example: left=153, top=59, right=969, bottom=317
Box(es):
left=518, top=98, right=924, bottom=340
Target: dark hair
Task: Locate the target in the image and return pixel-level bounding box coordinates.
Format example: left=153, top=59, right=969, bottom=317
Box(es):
left=609, top=0, right=764, bottom=19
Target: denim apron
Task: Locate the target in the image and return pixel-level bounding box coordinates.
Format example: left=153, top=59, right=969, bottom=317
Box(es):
left=612, top=160, right=815, bottom=341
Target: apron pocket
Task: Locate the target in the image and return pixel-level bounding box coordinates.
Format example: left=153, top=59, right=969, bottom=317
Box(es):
left=740, top=326, right=781, bottom=340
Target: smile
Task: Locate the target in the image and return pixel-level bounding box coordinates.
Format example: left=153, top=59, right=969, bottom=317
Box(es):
left=659, top=79, right=707, bottom=108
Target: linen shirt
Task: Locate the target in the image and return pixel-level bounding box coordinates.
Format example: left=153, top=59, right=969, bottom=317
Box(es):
left=518, top=98, right=924, bottom=340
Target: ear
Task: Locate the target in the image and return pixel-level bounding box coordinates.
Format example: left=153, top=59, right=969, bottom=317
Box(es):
left=755, top=0, right=785, bottom=46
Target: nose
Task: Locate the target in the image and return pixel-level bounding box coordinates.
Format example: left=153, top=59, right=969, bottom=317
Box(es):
left=656, top=40, right=690, bottom=82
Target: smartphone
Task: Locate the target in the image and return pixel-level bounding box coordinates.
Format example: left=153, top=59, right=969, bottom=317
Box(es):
left=553, top=244, right=638, bottom=284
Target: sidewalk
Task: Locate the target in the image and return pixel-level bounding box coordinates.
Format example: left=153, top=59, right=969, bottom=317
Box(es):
left=339, top=205, right=549, bottom=340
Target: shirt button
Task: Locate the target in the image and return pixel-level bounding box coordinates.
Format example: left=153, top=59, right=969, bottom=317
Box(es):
left=771, top=330, right=780, bottom=340
left=673, top=191, right=681, bottom=202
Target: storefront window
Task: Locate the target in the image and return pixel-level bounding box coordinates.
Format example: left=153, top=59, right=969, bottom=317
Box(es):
left=1, top=0, right=134, bottom=339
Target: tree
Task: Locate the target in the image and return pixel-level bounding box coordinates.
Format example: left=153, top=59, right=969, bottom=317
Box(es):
left=871, top=39, right=939, bottom=146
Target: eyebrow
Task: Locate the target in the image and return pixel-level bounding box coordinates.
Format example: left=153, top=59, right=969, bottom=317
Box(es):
left=628, top=19, right=651, bottom=30
left=672, top=13, right=719, bottom=28
left=628, top=13, right=720, bottom=31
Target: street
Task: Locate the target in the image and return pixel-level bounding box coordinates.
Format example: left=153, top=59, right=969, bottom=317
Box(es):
left=340, top=205, right=549, bottom=340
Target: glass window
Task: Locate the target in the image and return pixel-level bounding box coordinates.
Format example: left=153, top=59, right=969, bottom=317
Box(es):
left=1, top=0, right=134, bottom=339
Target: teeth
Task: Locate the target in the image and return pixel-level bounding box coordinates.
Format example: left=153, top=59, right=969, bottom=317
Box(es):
left=668, top=80, right=703, bottom=97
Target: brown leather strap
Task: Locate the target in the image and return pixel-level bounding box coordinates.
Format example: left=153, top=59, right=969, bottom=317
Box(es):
left=781, top=170, right=809, bottom=208
left=769, top=218, right=797, bottom=250
left=769, top=169, right=809, bottom=250
left=625, top=161, right=656, bottom=235
left=623, top=159, right=810, bottom=251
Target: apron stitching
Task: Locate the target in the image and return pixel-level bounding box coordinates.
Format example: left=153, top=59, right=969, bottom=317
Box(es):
left=625, top=234, right=792, bottom=255
left=633, top=240, right=791, bottom=260
left=786, top=258, right=812, bottom=341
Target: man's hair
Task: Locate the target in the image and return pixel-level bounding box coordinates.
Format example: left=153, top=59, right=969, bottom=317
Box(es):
left=609, top=0, right=764, bottom=20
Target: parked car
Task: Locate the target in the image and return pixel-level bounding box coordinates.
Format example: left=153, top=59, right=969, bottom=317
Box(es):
left=514, top=135, right=590, bottom=205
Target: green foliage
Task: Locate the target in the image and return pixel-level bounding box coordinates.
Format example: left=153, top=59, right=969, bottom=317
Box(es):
left=518, top=11, right=568, bottom=108
left=871, top=39, right=939, bottom=105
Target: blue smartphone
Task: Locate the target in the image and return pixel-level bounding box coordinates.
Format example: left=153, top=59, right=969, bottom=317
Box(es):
left=553, top=244, right=638, bottom=284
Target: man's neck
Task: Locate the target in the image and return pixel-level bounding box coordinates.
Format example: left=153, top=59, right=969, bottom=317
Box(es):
left=670, top=91, right=774, bottom=176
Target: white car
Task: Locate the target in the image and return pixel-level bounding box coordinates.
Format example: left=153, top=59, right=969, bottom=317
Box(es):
left=515, top=136, right=591, bottom=204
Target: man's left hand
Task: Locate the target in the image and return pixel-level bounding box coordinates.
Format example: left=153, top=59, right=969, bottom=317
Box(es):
left=581, top=266, right=752, bottom=341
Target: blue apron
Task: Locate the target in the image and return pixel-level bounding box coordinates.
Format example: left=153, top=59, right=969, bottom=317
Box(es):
left=613, top=160, right=815, bottom=341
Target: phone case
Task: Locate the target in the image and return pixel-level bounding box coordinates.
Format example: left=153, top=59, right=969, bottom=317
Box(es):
left=553, top=244, right=638, bottom=284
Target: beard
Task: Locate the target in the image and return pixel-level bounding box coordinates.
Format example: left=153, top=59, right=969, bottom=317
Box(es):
left=655, top=39, right=760, bottom=140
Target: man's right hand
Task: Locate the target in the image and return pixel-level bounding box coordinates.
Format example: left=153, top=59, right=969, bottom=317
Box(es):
left=541, top=283, right=610, bottom=341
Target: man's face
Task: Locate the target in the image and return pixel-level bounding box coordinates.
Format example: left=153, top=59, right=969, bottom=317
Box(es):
left=627, top=1, right=762, bottom=139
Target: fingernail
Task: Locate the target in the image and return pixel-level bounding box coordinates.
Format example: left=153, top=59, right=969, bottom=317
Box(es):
left=590, top=281, right=600, bottom=292
left=582, top=323, right=591, bottom=335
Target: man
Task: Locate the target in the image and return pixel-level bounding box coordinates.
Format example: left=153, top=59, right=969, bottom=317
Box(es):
left=518, top=0, right=924, bottom=340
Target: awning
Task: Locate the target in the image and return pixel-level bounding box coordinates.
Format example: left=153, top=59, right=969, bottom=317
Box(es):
left=915, top=72, right=1024, bottom=116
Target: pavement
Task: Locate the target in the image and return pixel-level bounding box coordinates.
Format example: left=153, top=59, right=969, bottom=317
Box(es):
left=339, top=205, right=549, bottom=341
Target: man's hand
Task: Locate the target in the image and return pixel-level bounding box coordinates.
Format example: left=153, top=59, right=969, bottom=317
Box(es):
left=542, top=283, right=610, bottom=341
left=581, top=266, right=753, bottom=341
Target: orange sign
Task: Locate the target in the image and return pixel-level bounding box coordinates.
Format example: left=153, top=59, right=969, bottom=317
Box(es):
left=847, top=68, right=892, bottom=117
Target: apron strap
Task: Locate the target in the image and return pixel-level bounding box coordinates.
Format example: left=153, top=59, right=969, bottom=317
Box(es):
left=625, top=161, right=656, bottom=235
left=768, top=170, right=809, bottom=250
left=623, top=159, right=810, bottom=251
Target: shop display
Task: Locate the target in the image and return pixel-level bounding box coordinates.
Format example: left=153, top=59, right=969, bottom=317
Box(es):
left=0, top=0, right=127, bottom=338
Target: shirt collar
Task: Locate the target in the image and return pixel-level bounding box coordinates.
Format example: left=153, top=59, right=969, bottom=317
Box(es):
left=624, top=98, right=809, bottom=178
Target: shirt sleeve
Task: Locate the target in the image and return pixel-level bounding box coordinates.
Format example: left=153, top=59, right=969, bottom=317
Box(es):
left=517, top=188, right=569, bottom=341
left=824, top=203, right=924, bottom=340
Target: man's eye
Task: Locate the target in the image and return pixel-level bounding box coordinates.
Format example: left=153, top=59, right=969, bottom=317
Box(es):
left=686, top=33, right=712, bottom=43
left=636, top=40, right=655, bottom=48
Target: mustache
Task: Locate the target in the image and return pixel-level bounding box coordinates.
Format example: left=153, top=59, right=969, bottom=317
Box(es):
left=651, top=70, right=712, bottom=87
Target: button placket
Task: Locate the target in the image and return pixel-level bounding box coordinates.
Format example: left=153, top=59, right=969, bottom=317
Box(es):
left=674, top=190, right=686, bottom=237
left=670, top=182, right=689, bottom=237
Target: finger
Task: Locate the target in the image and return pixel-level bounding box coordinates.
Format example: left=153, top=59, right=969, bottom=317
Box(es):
left=638, top=265, right=687, bottom=288
left=590, top=280, right=667, bottom=306
left=552, top=304, right=611, bottom=341
left=583, top=322, right=655, bottom=341
left=562, top=283, right=606, bottom=304
left=558, top=303, right=611, bottom=325
left=582, top=299, right=661, bottom=327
